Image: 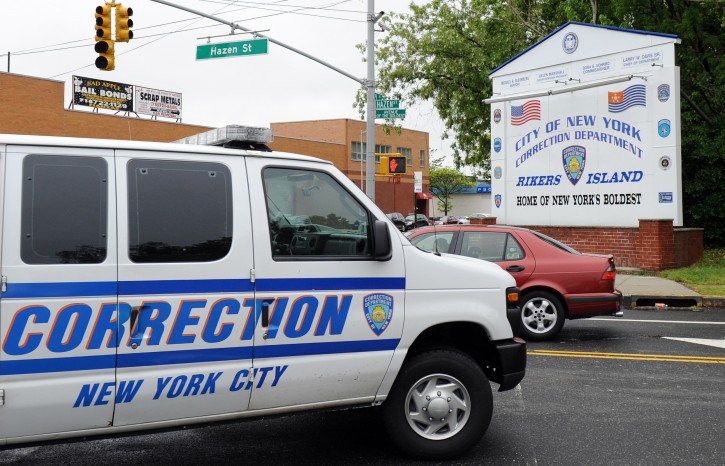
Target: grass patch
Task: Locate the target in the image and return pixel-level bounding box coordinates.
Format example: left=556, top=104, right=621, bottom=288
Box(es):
left=659, top=248, right=725, bottom=296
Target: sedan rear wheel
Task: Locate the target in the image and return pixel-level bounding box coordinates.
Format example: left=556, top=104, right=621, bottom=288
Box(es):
left=520, top=291, right=565, bottom=341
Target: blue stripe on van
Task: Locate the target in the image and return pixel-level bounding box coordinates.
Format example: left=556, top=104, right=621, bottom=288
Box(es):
left=2, top=277, right=405, bottom=299
left=0, top=339, right=400, bottom=375
left=255, top=277, right=406, bottom=292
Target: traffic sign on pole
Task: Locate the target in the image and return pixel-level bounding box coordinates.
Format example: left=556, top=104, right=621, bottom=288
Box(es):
left=375, top=99, right=400, bottom=109
left=196, top=38, right=268, bottom=60
left=376, top=108, right=406, bottom=119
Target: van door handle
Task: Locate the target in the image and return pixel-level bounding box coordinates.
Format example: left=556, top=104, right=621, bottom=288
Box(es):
left=506, top=265, right=525, bottom=272
left=130, top=305, right=145, bottom=349
left=261, top=301, right=270, bottom=340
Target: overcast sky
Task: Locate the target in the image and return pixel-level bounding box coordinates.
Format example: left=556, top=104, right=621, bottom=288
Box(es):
left=2, top=0, right=454, bottom=161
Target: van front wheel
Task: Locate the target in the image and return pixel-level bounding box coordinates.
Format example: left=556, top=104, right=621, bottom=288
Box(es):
left=382, top=350, right=493, bottom=460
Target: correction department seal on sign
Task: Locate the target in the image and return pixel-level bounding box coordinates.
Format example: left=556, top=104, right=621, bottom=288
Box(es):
left=562, top=145, right=586, bottom=185
left=364, top=293, right=393, bottom=336
left=562, top=32, right=578, bottom=54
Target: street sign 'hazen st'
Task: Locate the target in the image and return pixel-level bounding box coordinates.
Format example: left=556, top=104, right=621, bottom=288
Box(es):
left=196, top=38, right=269, bottom=60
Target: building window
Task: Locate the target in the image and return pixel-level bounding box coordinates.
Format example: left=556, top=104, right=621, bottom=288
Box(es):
left=351, top=141, right=365, bottom=161
left=420, top=149, right=426, bottom=167
left=21, top=155, right=108, bottom=264
left=352, top=142, right=391, bottom=163
left=127, top=159, right=233, bottom=263
left=398, top=147, right=413, bottom=166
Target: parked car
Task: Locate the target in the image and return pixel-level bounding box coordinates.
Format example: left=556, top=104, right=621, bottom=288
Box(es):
left=434, top=215, right=459, bottom=225
left=406, top=224, right=622, bottom=340
left=404, top=213, right=432, bottom=230
left=457, top=216, right=470, bottom=224
left=386, top=212, right=406, bottom=232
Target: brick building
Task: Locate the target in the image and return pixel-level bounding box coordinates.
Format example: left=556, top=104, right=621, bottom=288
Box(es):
left=0, top=72, right=429, bottom=216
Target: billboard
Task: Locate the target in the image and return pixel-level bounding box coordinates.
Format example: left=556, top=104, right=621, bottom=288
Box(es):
left=73, top=76, right=133, bottom=112
left=72, top=76, right=181, bottom=119
left=134, top=86, right=182, bottom=119
left=488, top=23, right=681, bottom=227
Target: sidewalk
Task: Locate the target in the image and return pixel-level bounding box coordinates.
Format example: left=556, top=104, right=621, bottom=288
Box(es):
left=615, top=273, right=725, bottom=309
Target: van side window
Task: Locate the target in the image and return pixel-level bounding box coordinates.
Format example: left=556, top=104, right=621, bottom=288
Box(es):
left=263, top=167, right=371, bottom=259
left=21, top=155, right=108, bottom=264
left=128, top=159, right=232, bottom=263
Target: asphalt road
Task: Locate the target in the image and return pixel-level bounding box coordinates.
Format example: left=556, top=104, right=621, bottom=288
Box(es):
left=2, top=308, right=724, bottom=466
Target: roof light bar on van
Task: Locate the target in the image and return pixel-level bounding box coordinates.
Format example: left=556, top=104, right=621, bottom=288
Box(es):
left=174, top=125, right=274, bottom=147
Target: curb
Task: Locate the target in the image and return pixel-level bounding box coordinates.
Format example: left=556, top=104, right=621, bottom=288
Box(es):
left=623, top=295, right=725, bottom=310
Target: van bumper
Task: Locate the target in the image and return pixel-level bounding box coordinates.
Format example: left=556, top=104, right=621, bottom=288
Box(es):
left=490, top=338, right=527, bottom=392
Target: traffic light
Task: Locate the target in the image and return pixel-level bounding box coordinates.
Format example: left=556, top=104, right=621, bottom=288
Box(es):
left=94, top=4, right=114, bottom=71
left=115, top=4, right=134, bottom=42
left=95, top=4, right=113, bottom=41
left=380, top=154, right=407, bottom=175
left=94, top=40, right=115, bottom=71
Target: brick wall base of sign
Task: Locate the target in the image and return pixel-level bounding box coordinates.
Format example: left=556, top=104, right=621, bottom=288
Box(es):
left=469, top=218, right=703, bottom=271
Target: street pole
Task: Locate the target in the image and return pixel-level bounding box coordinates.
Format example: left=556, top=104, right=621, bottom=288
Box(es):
left=365, top=1, right=377, bottom=202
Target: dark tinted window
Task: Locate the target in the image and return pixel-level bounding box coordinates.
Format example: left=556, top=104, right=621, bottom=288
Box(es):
left=21, top=155, right=108, bottom=264
left=128, top=159, right=232, bottom=263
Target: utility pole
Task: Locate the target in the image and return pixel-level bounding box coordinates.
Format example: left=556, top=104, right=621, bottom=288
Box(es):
left=150, top=0, right=382, bottom=201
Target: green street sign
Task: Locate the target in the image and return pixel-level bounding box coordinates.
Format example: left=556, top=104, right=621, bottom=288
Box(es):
left=196, top=38, right=268, bottom=60
left=376, top=108, right=406, bottom=119
left=375, top=93, right=384, bottom=100
left=376, top=99, right=400, bottom=109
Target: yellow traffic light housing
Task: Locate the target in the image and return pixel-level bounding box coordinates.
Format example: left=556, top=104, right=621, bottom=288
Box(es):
left=94, top=39, right=115, bottom=71
left=95, top=4, right=113, bottom=41
left=115, top=4, right=134, bottom=42
left=380, top=154, right=406, bottom=175
left=94, top=4, right=114, bottom=71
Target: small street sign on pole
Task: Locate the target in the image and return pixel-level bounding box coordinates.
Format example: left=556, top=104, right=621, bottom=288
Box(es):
left=376, top=108, right=406, bottom=119
left=376, top=99, right=400, bottom=109
left=196, top=38, right=268, bottom=60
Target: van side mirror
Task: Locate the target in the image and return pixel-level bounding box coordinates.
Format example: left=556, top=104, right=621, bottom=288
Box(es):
left=373, top=220, right=392, bottom=261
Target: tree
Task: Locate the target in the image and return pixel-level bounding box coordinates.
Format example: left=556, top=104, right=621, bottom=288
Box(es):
left=368, top=0, right=724, bottom=245
left=429, top=166, right=474, bottom=215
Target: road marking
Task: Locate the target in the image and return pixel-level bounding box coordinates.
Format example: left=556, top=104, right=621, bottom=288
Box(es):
left=663, top=337, right=725, bottom=349
left=589, top=318, right=725, bottom=325
left=528, top=349, right=725, bottom=364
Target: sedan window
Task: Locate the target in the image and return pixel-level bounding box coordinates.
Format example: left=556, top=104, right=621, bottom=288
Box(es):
left=409, top=232, right=455, bottom=253
left=461, top=232, right=524, bottom=261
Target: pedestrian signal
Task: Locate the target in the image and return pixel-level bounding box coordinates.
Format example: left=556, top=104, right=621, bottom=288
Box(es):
left=380, top=155, right=406, bottom=175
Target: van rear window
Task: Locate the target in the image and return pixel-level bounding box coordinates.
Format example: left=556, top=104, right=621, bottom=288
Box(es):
left=21, top=155, right=108, bottom=264
left=128, top=159, right=232, bottom=263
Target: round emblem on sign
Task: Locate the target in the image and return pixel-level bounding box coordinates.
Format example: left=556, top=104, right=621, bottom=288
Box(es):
left=493, top=137, right=502, bottom=153
left=493, top=108, right=502, bottom=124
left=658, top=119, right=671, bottom=138
left=494, top=166, right=502, bottom=179
left=659, top=156, right=671, bottom=170
left=562, top=32, right=578, bottom=54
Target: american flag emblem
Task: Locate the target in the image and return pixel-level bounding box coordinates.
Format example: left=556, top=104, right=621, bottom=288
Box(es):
left=510, top=100, right=541, bottom=126
left=608, top=84, right=646, bottom=113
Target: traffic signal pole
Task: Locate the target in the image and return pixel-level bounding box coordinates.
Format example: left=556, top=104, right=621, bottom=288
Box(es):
left=150, top=0, right=380, bottom=201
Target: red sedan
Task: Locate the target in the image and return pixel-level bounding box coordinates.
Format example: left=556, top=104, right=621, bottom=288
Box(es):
left=406, top=224, right=622, bottom=341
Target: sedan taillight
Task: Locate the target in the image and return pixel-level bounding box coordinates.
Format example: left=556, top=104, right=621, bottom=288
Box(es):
left=601, top=258, right=616, bottom=281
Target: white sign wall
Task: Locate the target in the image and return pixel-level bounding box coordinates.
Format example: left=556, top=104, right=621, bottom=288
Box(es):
left=488, top=23, right=682, bottom=227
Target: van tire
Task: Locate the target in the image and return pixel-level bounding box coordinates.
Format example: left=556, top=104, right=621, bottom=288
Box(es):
left=519, top=291, right=565, bottom=341
left=382, top=349, right=493, bottom=460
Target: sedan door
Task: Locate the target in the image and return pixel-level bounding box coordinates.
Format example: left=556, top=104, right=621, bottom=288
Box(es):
left=456, top=230, right=535, bottom=285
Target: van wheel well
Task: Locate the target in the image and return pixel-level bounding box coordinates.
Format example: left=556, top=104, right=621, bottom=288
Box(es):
left=406, top=322, right=498, bottom=380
